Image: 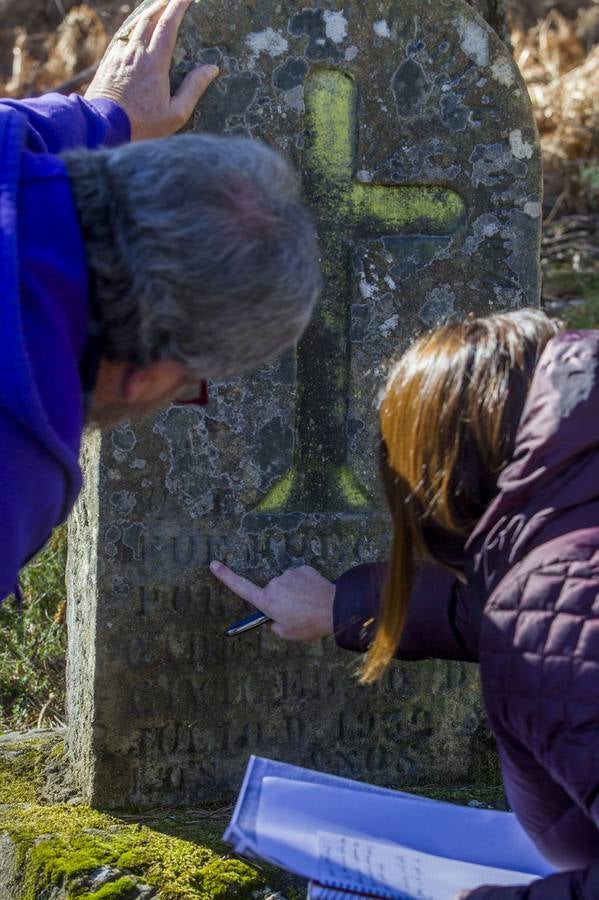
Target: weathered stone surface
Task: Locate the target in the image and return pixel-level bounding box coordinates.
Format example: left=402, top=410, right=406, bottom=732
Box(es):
left=466, top=0, right=509, bottom=42
left=0, top=834, right=19, bottom=900
left=67, top=0, right=541, bottom=809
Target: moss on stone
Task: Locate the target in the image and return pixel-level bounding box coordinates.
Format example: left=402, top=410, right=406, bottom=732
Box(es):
left=0, top=800, right=266, bottom=900
left=49, top=739, right=66, bottom=760
left=88, top=876, right=138, bottom=899
left=22, top=832, right=133, bottom=899
left=0, top=732, right=285, bottom=899
left=200, top=858, right=263, bottom=899
left=0, top=740, right=47, bottom=804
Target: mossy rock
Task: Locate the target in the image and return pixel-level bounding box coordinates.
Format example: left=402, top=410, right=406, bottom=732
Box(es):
left=0, top=733, right=299, bottom=900
left=0, top=741, right=45, bottom=804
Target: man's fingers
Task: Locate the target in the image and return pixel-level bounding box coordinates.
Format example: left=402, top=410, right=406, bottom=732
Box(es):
left=149, top=0, right=193, bottom=58
left=130, top=0, right=168, bottom=47
left=210, top=561, right=266, bottom=611
left=171, top=64, right=219, bottom=125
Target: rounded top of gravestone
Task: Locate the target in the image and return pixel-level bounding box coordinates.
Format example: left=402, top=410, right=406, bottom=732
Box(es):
left=124, top=0, right=541, bottom=314
left=173, top=0, right=532, bottom=174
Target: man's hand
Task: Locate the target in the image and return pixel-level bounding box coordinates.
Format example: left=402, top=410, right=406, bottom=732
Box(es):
left=210, top=563, right=336, bottom=641
left=85, top=0, right=219, bottom=141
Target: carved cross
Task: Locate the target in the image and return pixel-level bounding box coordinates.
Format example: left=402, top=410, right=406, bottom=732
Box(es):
left=258, top=70, right=465, bottom=513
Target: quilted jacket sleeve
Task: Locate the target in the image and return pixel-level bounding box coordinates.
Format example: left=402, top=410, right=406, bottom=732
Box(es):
left=473, top=545, right=599, bottom=899
left=465, top=863, right=599, bottom=898
left=333, top=562, right=479, bottom=662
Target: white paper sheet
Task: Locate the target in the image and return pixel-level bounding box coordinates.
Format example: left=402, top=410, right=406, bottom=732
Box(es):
left=316, top=831, right=539, bottom=900
left=224, top=757, right=554, bottom=900
left=252, top=776, right=552, bottom=878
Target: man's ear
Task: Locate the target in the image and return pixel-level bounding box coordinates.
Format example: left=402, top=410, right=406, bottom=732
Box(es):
left=122, top=366, right=152, bottom=403
left=122, top=361, right=187, bottom=404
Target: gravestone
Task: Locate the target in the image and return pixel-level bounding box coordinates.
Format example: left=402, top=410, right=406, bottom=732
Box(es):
left=466, top=0, right=509, bottom=42
left=66, top=0, right=541, bottom=809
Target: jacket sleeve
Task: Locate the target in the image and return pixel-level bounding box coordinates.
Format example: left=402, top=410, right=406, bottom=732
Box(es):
left=0, top=411, right=80, bottom=602
left=0, top=93, right=130, bottom=153
left=333, top=562, right=478, bottom=662
left=471, top=563, right=599, bottom=899
left=465, top=863, right=599, bottom=898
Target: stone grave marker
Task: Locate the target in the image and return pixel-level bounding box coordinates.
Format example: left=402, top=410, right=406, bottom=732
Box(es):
left=66, top=0, right=541, bottom=808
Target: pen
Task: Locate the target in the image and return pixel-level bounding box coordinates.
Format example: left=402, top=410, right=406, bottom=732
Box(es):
left=225, top=611, right=271, bottom=636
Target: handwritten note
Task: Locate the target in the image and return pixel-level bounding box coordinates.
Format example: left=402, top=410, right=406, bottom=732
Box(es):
left=319, top=832, right=431, bottom=899
left=317, top=831, right=538, bottom=900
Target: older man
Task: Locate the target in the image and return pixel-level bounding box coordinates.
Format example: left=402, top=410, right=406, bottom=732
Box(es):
left=0, top=0, right=321, bottom=599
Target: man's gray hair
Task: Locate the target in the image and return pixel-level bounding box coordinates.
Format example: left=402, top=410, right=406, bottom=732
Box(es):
left=62, top=134, right=321, bottom=378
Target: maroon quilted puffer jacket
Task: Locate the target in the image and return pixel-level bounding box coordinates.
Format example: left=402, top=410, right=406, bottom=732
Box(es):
left=334, top=330, right=599, bottom=898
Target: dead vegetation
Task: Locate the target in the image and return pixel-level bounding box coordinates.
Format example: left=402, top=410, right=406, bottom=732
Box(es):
left=510, top=7, right=599, bottom=303
left=513, top=11, right=599, bottom=189
left=0, top=2, right=129, bottom=98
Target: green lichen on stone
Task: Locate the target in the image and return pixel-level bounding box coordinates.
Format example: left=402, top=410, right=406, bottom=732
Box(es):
left=303, top=69, right=465, bottom=234
left=349, top=183, right=465, bottom=233
left=335, top=465, right=371, bottom=510
left=256, top=467, right=295, bottom=511
left=0, top=739, right=47, bottom=804
left=304, top=69, right=354, bottom=181
left=256, top=464, right=371, bottom=513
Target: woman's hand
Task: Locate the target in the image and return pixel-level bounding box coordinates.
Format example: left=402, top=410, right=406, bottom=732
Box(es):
left=210, top=562, right=336, bottom=641
left=85, top=0, right=219, bottom=141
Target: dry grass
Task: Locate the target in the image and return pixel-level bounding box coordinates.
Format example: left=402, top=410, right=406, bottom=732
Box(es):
left=0, top=2, right=129, bottom=98
left=514, top=12, right=599, bottom=161
left=512, top=10, right=599, bottom=220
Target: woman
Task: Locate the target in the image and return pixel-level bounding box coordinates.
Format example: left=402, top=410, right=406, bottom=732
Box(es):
left=211, top=308, right=599, bottom=898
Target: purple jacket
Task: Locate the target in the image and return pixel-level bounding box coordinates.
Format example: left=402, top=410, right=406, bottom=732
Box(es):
left=0, top=93, right=129, bottom=600
left=335, top=331, right=599, bottom=898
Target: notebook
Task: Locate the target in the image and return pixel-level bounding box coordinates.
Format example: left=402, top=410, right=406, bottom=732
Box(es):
left=224, top=756, right=554, bottom=900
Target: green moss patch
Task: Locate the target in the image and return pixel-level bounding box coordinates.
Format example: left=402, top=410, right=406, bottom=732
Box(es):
left=88, top=876, right=139, bottom=899
left=0, top=733, right=302, bottom=899
left=0, top=738, right=47, bottom=804
left=1, top=802, right=265, bottom=900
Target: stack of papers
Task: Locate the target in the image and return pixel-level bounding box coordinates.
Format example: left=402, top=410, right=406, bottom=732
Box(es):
left=224, top=757, right=554, bottom=900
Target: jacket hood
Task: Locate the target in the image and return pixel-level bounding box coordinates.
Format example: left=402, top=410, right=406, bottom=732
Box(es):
left=466, top=330, right=599, bottom=597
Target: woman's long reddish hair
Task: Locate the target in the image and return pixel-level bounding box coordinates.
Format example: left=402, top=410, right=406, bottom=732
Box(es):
left=361, top=308, right=560, bottom=684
